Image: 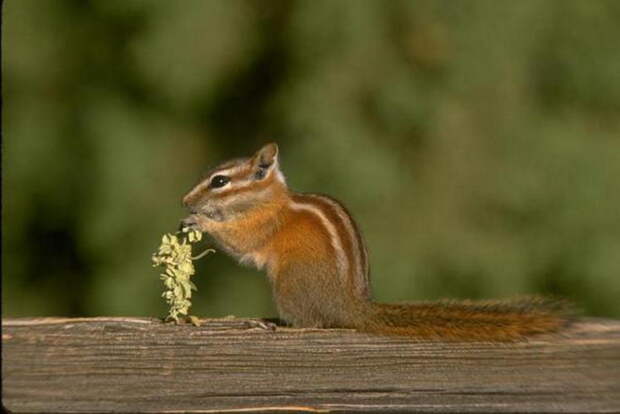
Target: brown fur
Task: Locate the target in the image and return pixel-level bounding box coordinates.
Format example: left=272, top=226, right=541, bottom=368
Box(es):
left=182, top=143, right=574, bottom=341
left=362, top=297, right=573, bottom=341
left=295, top=193, right=371, bottom=300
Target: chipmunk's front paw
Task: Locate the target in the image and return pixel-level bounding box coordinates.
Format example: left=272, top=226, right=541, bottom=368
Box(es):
left=180, top=214, right=203, bottom=232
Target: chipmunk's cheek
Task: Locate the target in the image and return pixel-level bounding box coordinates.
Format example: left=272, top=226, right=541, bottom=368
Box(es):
left=202, top=206, right=226, bottom=222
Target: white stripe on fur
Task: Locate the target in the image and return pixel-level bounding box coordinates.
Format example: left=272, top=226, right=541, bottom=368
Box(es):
left=306, top=194, right=368, bottom=298
left=288, top=199, right=348, bottom=280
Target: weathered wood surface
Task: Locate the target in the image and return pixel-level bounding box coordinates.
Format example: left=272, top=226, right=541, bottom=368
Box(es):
left=2, top=317, right=620, bottom=413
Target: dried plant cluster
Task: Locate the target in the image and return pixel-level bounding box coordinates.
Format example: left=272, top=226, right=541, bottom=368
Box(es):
left=152, top=228, right=213, bottom=324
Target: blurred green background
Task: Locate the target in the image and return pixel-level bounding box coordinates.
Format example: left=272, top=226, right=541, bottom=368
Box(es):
left=3, top=0, right=620, bottom=319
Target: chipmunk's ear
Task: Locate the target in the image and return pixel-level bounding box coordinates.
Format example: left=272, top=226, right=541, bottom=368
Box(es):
left=251, top=143, right=282, bottom=181
left=252, top=142, right=279, bottom=169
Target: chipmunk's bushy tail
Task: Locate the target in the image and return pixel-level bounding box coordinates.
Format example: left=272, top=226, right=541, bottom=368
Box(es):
left=358, top=296, right=574, bottom=341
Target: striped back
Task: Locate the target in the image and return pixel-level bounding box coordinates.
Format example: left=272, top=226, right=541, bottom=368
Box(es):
left=288, top=193, right=371, bottom=300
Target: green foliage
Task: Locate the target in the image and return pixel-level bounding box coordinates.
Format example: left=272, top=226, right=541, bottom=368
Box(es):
left=3, top=0, right=620, bottom=318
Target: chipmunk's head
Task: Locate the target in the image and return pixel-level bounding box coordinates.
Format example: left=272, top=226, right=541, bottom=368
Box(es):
left=182, top=143, right=287, bottom=222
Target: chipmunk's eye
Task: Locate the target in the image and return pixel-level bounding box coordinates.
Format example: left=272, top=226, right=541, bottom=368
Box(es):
left=209, top=175, right=230, bottom=189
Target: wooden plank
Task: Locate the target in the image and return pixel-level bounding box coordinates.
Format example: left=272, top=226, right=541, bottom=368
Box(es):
left=2, top=317, right=620, bottom=413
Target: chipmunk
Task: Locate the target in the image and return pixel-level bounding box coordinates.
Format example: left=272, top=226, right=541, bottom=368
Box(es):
left=181, top=143, right=571, bottom=340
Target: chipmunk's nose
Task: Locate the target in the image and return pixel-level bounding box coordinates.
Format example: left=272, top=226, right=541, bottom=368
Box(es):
left=182, top=194, right=194, bottom=208
left=183, top=189, right=205, bottom=210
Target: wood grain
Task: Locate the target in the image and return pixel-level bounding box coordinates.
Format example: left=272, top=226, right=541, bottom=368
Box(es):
left=2, top=317, right=620, bottom=413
